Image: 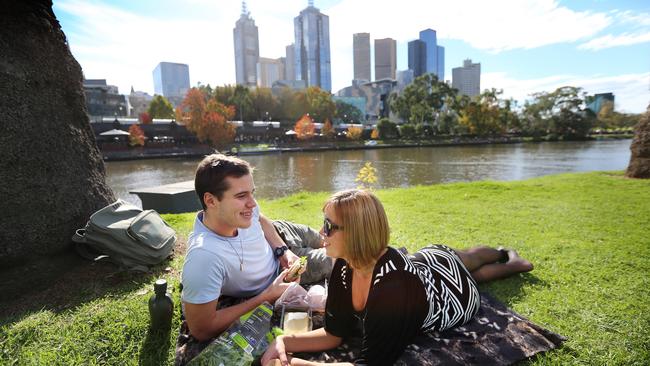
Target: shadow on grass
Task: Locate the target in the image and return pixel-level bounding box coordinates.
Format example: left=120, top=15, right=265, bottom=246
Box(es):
left=0, top=243, right=183, bottom=327
left=480, top=272, right=546, bottom=308
left=139, top=328, right=173, bottom=366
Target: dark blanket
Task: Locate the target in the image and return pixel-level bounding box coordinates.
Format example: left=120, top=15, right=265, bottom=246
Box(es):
left=175, top=292, right=565, bottom=365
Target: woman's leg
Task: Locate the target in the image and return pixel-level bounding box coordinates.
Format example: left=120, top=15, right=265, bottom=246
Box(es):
left=454, top=246, right=534, bottom=283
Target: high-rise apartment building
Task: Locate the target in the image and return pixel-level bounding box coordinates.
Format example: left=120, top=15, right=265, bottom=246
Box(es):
left=233, top=1, right=259, bottom=87
left=257, top=57, right=285, bottom=88
left=285, top=44, right=296, bottom=81
left=294, top=1, right=331, bottom=91
left=374, top=38, right=396, bottom=80
left=152, top=62, right=190, bottom=106
left=353, top=33, right=371, bottom=82
left=408, top=39, right=426, bottom=78
left=452, top=59, right=481, bottom=97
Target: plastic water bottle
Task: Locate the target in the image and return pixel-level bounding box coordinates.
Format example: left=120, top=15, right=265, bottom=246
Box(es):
left=148, top=279, right=174, bottom=331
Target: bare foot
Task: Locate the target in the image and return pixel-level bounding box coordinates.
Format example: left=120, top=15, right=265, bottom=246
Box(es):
left=506, top=249, right=534, bottom=272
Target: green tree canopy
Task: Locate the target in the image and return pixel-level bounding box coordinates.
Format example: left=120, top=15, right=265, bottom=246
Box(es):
left=335, top=100, right=363, bottom=123
left=390, top=73, right=457, bottom=125
left=304, top=86, right=336, bottom=123
left=147, top=95, right=175, bottom=119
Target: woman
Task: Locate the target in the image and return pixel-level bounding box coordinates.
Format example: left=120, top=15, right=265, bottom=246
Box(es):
left=262, top=189, right=533, bottom=366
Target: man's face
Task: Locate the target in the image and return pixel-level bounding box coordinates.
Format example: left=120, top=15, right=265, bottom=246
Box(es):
left=207, top=174, right=257, bottom=236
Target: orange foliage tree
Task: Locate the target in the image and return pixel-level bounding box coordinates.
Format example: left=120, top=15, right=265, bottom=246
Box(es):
left=321, top=118, right=335, bottom=139
left=294, top=114, right=315, bottom=140
left=139, top=112, right=152, bottom=124
left=346, top=126, right=363, bottom=140
left=370, top=128, right=379, bottom=139
left=128, top=124, right=146, bottom=146
left=179, top=88, right=237, bottom=150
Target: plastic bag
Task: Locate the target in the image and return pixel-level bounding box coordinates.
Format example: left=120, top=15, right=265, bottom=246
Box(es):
left=274, top=282, right=309, bottom=310
left=307, top=284, right=327, bottom=312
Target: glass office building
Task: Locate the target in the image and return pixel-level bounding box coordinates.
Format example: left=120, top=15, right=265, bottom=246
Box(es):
left=294, top=2, right=331, bottom=92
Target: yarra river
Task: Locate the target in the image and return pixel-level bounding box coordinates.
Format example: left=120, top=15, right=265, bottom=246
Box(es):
left=105, top=139, right=632, bottom=207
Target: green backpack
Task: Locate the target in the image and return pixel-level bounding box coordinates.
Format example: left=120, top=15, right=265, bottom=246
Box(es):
left=72, top=199, right=176, bottom=271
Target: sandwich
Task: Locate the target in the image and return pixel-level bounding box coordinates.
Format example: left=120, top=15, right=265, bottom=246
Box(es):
left=284, top=256, right=307, bottom=282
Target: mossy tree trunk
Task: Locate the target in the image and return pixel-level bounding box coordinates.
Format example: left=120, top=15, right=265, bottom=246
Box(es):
left=0, top=0, right=115, bottom=267
left=626, top=109, right=650, bottom=179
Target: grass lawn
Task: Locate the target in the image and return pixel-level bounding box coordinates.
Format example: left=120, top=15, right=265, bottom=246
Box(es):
left=1, top=171, right=649, bottom=365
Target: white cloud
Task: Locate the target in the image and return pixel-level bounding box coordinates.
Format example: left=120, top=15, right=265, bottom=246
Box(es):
left=578, top=31, right=650, bottom=50
left=483, top=72, right=650, bottom=113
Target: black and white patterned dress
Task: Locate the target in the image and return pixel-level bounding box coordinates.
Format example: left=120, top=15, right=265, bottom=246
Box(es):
left=325, top=245, right=480, bottom=365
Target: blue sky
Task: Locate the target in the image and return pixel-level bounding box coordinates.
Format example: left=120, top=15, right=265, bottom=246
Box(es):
left=53, top=0, right=650, bottom=113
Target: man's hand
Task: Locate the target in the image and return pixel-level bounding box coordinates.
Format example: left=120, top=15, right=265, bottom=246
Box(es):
left=280, top=248, right=300, bottom=269
left=261, top=269, right=292, bottom=303
left=261, top=337, right=289, bottom=366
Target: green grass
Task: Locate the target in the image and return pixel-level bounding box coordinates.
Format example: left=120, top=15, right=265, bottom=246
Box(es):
left=1, top=171, right=649, bottom=365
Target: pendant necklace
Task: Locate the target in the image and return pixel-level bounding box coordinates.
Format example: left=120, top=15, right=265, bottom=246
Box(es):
left=226, top=234, right=244, bottom=271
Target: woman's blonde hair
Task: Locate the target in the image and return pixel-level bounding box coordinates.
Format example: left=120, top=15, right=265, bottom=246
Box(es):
left=324, top=189, right=390, bottom=269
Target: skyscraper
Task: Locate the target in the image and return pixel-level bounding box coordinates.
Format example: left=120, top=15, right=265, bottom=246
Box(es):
left=436, top=46, right=445, bottom=81
left=257, top=57, right=285, bottom=88
left=374, top=38, right=396, bottom=80
left=408, top=39, right=426, bottom=78
left=294, top=0, right=331, bottom=91
left=152, top=62, right=190, bottom=106
left=233, top=1, right=259, bottom=87
left=353, top=33, right=371, bottom=82
left=285, top=44, right=295, bottom=81
left=419, top=29, right=438, bottom=76
left=452, top=59, right=481, bottom=97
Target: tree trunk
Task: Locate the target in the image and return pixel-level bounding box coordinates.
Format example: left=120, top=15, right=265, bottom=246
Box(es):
left=626, top=109, right=650, bottom=178
left=0, top=0, right=115, bottom=267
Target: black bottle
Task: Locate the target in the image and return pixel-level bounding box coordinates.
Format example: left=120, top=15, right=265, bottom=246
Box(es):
left=148, top=279, right=174, bottom=331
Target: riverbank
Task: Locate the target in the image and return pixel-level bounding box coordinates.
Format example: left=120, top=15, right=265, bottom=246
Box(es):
left=101, top=134, right=634, bottom=161
left=2, top=171, right=648, bottom=365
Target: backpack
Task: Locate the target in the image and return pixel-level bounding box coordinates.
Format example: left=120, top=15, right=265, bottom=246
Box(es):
left=72, top=199, right=176, bottom=271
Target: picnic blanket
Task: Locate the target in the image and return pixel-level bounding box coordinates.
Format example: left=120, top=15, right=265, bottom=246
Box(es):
left=175, top=291, right=565, bottom=365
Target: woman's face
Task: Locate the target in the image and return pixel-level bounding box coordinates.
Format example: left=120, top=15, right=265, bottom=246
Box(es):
left=320, top=204, right=346, bottom=259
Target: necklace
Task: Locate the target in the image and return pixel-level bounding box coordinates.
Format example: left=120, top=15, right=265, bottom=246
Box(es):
left=225, top=233, right=244, bottom=271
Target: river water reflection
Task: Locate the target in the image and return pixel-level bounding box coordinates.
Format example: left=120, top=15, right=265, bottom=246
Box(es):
left=106, top=140, right=632, bottom=207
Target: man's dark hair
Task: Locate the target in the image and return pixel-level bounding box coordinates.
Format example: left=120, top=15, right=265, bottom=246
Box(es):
left=195, top=154, right=252, bottom=210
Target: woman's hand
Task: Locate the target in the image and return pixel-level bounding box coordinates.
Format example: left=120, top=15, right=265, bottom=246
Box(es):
left=262, top=336, right=289, bottom=366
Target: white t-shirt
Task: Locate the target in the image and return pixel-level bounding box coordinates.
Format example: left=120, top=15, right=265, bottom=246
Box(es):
left=181, top=206, right=278, bottom=304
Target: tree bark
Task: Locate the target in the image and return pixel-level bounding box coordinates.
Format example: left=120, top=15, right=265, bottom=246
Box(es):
left=626, top=109, right=650, bottom=179
left=0, top=0, right=115, bottom=267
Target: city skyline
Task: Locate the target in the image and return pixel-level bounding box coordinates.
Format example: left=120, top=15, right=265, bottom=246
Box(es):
left=53, top=0, right=650, bottom=113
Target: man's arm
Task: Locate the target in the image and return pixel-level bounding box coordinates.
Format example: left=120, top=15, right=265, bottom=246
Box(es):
left=260, top=213, right=299, bottom=269
left=184, top=269, right=291, bottom=342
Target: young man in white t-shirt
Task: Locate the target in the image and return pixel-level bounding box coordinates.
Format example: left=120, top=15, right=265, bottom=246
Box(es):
left=181, top=153, right=331, bottom=341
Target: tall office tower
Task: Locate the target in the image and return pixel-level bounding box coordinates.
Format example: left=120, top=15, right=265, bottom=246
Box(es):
left=419, top=29, right=439, bottom=77
left=294, top=0, right=331, bottom=91
left=257, top=57, right=285, bottom=88
left=408, top=39, right=427, bottom=78
left=353, top=33, right=371, bottom=82
left=285, top=44, right=296, bottom=81
left=233, top=1, right=259, bottom=87
left=374, top=38, right=396, bottom=80
left=452, top=59, right=481, bottom=97
left=152, top=62, right=190, bottom=105
left=436, top=46, right=445, bottom=81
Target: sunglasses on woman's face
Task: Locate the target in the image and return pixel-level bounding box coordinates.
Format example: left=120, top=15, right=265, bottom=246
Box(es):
left=323, top=217, right=343, bottom=237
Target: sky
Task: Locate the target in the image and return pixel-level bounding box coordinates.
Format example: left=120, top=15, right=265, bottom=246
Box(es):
left=53, top=0, right=650, bottom=113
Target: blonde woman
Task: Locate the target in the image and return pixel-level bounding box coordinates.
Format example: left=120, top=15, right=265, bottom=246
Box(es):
left=262, top=189, right=533, bottom=366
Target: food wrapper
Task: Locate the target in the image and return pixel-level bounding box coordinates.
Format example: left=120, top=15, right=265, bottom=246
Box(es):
left=188, top=302, right=275, bottom=366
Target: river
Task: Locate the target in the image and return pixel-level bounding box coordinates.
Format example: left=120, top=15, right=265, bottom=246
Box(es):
left=105, top=139, right=632, bottom=207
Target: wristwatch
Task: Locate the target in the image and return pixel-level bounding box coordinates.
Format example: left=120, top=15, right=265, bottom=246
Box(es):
left=273, top=245, right=289, bottom=258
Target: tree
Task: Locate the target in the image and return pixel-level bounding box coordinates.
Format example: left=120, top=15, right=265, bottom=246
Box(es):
left=370, top=128, right=380, bottom=140
left=1, top=0, right=115, bottom=287
left=322, top=119, right=335, bottom=140
left=294, top=114, right=316, bottom=140
left=148, top=95, right=175, bottom=119
left=250, top=87, right=279, bottom=121
left=139, top=112, right=152, bottom=124
left=128, top=124, right=146, bottom=146
left=400, top=124, right=416, bottom=139
left=305, top=87, right=336, bottom=123
left=179, top=88, right=237, bottom=149
left=335, top=100, right=363, bottom=123
left=522, top=86, right=593, bottom=139
left=376, top=118, right=400, bottom=139
left=346, top=126, right=363, bottom=140
left=390, top=73, right=457, bottom=126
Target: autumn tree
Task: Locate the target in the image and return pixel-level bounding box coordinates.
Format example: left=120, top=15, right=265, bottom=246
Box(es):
left=294, top=114, right=316, bottom=140
left=370, top=128, right=380, bottom=140
left=128, top=124, right=146, bottom=146
left=139, top=111, right=152, bottom=124
left=346, top=126, right=363, bottom=140
left=179, top=88, right=237, bottom=150
left=148, top=95, right=175, bottom=119
left=322, top=118, right=335, bottom=139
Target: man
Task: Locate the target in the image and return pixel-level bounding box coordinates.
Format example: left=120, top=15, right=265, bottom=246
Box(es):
left=181, top=153, right=331, bottom=341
